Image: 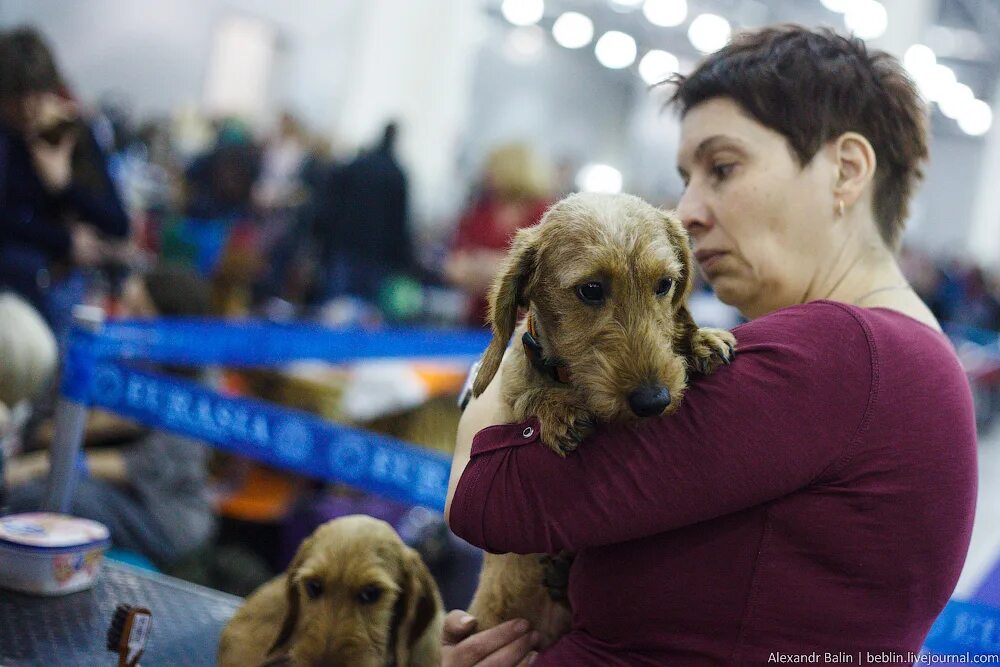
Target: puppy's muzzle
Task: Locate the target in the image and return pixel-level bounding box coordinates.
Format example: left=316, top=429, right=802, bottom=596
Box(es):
left=628, top=384, right=671, bottom=417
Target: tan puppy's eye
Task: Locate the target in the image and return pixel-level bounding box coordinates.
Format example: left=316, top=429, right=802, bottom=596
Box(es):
left=357, top=584, right=383, bottom=605
left=576, top=281, right=605, bottom=305
left=303, top=578, right=323, bottom=600
left=655, top=278, right=673, bottom=296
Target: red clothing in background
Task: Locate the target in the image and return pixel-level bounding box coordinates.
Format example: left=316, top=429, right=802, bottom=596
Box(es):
left=450, top=301, right=978, bottom=666
left=450, top=195, right=548, bottom=326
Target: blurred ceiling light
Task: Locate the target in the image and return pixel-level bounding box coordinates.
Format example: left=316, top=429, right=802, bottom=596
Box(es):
left=917, top=63, right=957, bottom=103
left=501, top=0, right=544, bottom=26
left=819, top=0, right=849, bottom=11
left=687, top=14, right=731, bottom=54
left=505, top=25, right=546, bottom=62
left=610, top=0, right=644, bottom=10
left=595, top=31, right=638, bottom=69
left=552, top=12, right=594, bottom=49
left=938, top=82, right=974, bottom=120
left=843, top=0, right=887, bottom=40
left=642, top=0, right=687, bottom=27
left=577, top=164, right=623, bottom=193
left=958, top=99, right=993, bottom=136
left=639, top=50, right=680, bottom=85
left=903, top=44, right=936, bottom=77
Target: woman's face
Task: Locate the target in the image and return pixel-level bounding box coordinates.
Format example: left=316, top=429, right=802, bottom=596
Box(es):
left=676, top=97, right=838, bottom=318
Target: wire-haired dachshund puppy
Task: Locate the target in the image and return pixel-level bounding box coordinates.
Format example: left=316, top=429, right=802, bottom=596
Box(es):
left=218, top=515, right=443, bottom=667
left=466, top=192, right=736, bottom=644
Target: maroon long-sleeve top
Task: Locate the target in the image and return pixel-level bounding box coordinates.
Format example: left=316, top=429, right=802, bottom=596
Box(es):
left=450, top=301, right=978, bottom=666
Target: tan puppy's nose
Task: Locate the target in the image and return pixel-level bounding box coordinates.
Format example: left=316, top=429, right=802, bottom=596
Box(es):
left=628, top=385, right=671, bottom=417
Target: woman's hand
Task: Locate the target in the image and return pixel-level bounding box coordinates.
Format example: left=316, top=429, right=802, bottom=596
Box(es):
left=26, top=93, right=78, bottom=193
left=441, top=611, right=541, bottom=667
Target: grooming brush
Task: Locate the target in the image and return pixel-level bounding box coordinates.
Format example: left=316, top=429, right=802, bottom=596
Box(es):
left=106, top=603, right=152, bottom=667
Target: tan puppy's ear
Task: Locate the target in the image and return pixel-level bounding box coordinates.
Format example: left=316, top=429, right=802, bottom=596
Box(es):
left=661, top=209, right=694, bottom=307
left=268, top=536, right=313, bottom=655
left=660, top=208, right=703, bottom=356
left=391, top=547, right=443, bottom=666
left=473, top=226, right=540, bottom=396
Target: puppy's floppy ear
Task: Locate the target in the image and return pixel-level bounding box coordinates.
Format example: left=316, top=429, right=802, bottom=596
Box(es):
left=661, top=209, right=694, bottom=308
left=390, top=547, right=443, bottom=666
left=661, top=209, right=703, bottom=355
left=473, top=225, right=540, bottom=396
left=269, top=535, right=314, bottom=655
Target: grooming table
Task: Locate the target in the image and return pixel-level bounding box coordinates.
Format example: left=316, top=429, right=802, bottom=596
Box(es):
left=0, top=561, right=241, bottom=666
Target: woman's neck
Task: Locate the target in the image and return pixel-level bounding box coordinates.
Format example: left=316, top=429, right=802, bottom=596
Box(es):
left=795, top=235, right=942, bottom=331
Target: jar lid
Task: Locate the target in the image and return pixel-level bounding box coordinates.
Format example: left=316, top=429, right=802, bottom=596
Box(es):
left=0, top=512, right=110, bottom=550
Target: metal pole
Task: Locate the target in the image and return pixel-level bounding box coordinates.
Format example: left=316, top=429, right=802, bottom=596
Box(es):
left=42, top=305, right=104, bottom=513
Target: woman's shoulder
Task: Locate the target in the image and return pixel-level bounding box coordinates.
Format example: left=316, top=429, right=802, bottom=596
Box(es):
left=736, top=299, right=946, bottom=347
left=730, top=300, right=874, bottom=358
left=728, top=298, right=964, bottom=389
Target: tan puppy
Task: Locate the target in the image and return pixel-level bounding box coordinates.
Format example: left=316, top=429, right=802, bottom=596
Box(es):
left=466, top=192, right=736, bottom=642
left=218, top=515, right=443, bottom=667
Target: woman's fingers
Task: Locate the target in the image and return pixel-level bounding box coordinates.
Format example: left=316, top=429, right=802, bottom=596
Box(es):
left=442, top=610, right=479, bottom=645
left=474, top=629, right=540, bottom=667
left=442, top=617, right=537, bottom=667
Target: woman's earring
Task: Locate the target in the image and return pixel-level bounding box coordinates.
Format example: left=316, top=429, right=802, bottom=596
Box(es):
left=837, top=200, right=845, bottom=218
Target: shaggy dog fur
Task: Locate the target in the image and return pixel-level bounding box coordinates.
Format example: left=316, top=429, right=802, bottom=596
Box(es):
left=218, top=515, right=443, bottom=667
left=466, top=192, right=736, bottom=643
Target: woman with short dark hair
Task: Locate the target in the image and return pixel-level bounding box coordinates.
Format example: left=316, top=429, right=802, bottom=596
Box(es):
left=443, top=26, right=976, bottom=666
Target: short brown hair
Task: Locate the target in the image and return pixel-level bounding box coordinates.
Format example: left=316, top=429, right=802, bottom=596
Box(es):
left=667, top=25, right=928, bottom=249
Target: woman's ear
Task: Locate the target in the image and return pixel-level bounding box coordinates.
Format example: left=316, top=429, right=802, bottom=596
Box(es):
left=830, top=131, right=877, bottom=210
left=472, top=225, right=540, bottom=397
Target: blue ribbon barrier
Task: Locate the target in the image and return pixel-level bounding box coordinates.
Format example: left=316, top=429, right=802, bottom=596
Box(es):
left=56, top=318, right=492, bottom=511
left=923, top=599, right=1000, bottom=657
left=79, top=319, right=492, bottom=367
left=72, top=361, right=452, bottom=511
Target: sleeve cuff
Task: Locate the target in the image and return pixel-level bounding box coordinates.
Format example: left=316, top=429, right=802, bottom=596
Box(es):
left=470, top=416, right=542, bottom=455
left=450, top=416, right=542, bottom=551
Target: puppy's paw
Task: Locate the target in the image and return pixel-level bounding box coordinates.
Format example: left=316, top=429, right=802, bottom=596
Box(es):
left=539, top=551, right=575, bottom=604
left=537, top=408, right=595, bottom=457
left=689, top=327, right=736, bottom=375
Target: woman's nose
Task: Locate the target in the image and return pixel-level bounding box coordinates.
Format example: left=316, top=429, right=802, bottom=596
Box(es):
left=676, top=185, right=711, bottom=236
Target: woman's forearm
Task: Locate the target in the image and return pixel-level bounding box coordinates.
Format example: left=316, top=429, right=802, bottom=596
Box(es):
left=445, top=357, right=508, bottom=525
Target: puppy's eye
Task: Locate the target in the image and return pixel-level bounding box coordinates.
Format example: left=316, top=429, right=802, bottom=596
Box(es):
left=303, top=578, right=323, bottom=600
left=357, top=584, right=383, bottom=605
left=576, top=282, right=605, bottom=305
left=655, top=278, right=673, bottom=296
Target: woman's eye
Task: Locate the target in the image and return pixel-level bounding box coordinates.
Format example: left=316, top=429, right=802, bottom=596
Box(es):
left=304, top=578, right=323, bottom=600
left=357, top=584, right=383, bottom=605
left=711, top=163, right=734, bottom=180
left=655, top=278, right=673, bottom=296
left=576, top=282, right=605, bottom=305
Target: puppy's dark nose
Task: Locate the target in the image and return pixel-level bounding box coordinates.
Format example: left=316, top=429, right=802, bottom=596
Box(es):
left=628, top=385, right=671, bottom=417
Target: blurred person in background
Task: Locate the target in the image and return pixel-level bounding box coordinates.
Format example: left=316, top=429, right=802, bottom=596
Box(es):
left=184, top=118, right=261, bottom=220
left=0, top=27, right=130, bottom=327
left=444, top=143, right=551, bottom=327
left=315, top=121, right=412, bottom=303
left=4, top=265, right=217, bottom=569
left=253, top=111, right=308, bottom=212
left=951, top=266, right=1000, bottom=331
